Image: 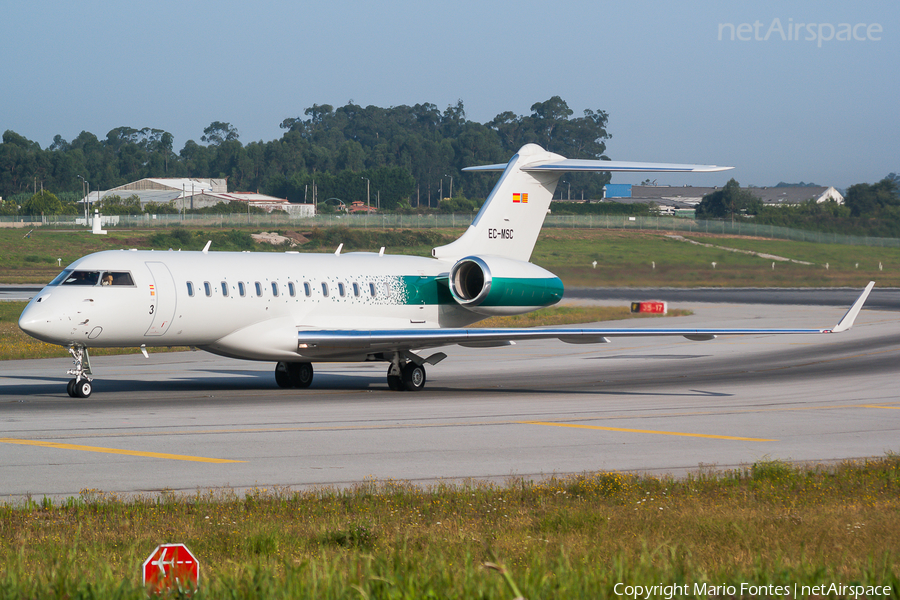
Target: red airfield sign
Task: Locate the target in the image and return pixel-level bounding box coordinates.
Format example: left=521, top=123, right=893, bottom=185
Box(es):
left=142, top=543, right=200, bottom=591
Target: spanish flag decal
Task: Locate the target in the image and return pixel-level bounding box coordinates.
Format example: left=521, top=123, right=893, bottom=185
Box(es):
left=149, top=284, right=156, bottom=297
left=512, top=193, right=528, bottom=204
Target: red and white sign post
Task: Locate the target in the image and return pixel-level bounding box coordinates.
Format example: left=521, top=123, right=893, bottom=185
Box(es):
left=142, top=543, right=200, bottom=592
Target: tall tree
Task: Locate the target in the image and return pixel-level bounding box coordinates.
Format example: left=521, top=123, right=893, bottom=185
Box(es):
left=696, top=179, right=762, bottom=220
left=201, top=122, right=239, bottom=146
left=844, top=179, right=900, bottom=217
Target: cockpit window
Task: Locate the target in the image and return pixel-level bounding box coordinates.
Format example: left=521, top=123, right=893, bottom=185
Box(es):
left=60, top=270, right=102, bottom=286
left=49, top=270, right=73, bottom=286
left=102, top=271, right=135, bottom=286
left=54, top=270, right=135, bottom=286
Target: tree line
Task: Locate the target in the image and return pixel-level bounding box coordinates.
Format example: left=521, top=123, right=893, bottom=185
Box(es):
left=0, top=97, right=611, bottom=212
left=696, top=176, right=900, bottom=237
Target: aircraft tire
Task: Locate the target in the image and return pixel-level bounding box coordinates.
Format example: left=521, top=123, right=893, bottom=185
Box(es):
left=289, top=362, right=313, bottom=388
left=387, top=372, right=404, bottom=391
left=67, top=379, right=77, bottom=398
left=274, top=363, right=292, bottom=388
left=75, top=380, right=92, bottom=398
left=401, top=363, right=426, bottom=392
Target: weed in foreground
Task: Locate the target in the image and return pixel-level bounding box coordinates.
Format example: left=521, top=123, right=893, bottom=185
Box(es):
left=1, top=456, right=899, bottom=598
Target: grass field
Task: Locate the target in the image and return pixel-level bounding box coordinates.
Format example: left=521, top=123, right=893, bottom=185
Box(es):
left=531, top=229, right=897, bottom=288
left=2, top=226, right=898, bottom=287
left=1, top=457, right=898, bottom=598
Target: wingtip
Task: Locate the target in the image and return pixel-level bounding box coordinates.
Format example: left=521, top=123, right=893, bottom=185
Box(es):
left=831, top=281, right=875, bottom=333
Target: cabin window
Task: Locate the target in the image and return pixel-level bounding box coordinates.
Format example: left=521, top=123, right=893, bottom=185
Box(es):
left=352, top=282, right=360, bottom=297
left=238, top=282, right=246, bottom=297
left=369, top=282, right=376, bottom=297
left=203, top=282, right=212, bottom=297
left=338, top=283, right=345, bottom=297
left=271, top=282, right=279, bottom=297
left=221, top=282, right=229, bottom=297
left=288, top=282, right=296, bottom=297
left=321, top=282, right=329, bottom=297
left=303, top=282, right=311, bottom=297
left=186, top=282, right=194, bottom=297
left=255, top=282, right=263, bottom=297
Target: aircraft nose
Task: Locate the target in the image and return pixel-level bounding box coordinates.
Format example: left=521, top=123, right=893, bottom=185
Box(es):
left=18, top=297, right=62, bottom=343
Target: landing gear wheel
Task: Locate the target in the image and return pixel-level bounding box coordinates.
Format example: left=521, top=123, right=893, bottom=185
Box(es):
left=276, top=362, right=314, bottom=389
left=275, top=363, right=292, bottom=389
left=401, top=363, right=426, bottom=392
left=387, top=368, right=404, bottom=391
left=65, top=346, right=93, bottom=398
left=288, top=362, right=313, bottom=388
left=74, top=379, right=92, bottom=398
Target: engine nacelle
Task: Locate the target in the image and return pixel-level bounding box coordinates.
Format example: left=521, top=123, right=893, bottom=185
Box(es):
left=448, top=255, right=564, bottom=316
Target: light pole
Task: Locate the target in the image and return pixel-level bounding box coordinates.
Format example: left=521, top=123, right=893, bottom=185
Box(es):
left=77, top=175, right=88, bottom=225
left=443, top=174, right=453, bottom=200
left=361, top=177, right=370, bottom=208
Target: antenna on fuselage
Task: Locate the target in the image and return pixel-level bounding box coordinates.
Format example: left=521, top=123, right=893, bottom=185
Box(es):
left=202, top=240, right=212, bottom=254
left=334, top=243, right=343, bottom=256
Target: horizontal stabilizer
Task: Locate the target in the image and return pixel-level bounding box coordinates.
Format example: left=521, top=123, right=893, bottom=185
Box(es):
left=463, top=159, right=733, bottom=173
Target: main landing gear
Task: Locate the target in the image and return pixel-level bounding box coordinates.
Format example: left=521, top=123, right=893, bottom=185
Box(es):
left=387, top=361, right=426, bottom=392
left=385, top=351, right=445, bottom=392
left=275, top=361, right=314, bottom=389
left=66, top=345, right=93, bottom=398
left=275, top=351, right=445, bottom=392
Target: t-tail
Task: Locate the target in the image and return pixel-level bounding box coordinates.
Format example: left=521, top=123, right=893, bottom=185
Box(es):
left=432, top=143, right=733, bottom=263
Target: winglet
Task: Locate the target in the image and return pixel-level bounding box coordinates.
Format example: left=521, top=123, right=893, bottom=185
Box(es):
left=831, top=282, right=875, bottom=333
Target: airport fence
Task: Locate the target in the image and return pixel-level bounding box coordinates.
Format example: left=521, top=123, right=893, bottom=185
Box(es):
left=2, top=213, right=898, bottom=248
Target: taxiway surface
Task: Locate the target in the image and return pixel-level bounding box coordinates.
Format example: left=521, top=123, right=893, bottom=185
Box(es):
left=1, top=300, right=898, bottom=501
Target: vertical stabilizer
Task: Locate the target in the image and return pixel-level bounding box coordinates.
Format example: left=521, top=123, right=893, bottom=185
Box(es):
left=432, top=144, right=563, bottom=262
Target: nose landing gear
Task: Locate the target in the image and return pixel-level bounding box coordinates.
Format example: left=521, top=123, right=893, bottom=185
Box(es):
left=66, top=345, right=93, bottom=398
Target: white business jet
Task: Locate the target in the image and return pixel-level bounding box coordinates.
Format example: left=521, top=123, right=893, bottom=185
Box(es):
left=19, top=144, right=874, bottom=398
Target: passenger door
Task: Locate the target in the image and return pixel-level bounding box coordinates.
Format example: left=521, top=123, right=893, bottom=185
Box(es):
left=144, top=261, right=177, bottom=336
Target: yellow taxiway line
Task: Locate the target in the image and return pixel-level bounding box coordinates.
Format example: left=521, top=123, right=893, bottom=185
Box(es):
left=0, top=438, right=245, bottom=463
left=519, top=421, right=775, bottom=442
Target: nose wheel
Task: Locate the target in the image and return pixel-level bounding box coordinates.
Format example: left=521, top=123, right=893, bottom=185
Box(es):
left=67, top=378, right=93, bottom=398
left=65, top=346, right=93, bottom=398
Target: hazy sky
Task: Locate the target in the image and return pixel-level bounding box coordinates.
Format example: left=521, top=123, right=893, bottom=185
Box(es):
left=2, top=0, right=896, bottom=188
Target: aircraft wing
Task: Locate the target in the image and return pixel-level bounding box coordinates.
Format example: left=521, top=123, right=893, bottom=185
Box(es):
left=299, top=282, right=874, bottom=355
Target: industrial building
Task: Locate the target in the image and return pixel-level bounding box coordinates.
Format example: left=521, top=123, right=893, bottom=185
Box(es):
left=600, top=183, right=843, bottom=216
left=82, top=178, right=315, bottom=216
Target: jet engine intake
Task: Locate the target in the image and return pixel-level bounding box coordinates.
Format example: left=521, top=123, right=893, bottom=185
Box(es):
left=448, top=255, right=563, bottom=316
